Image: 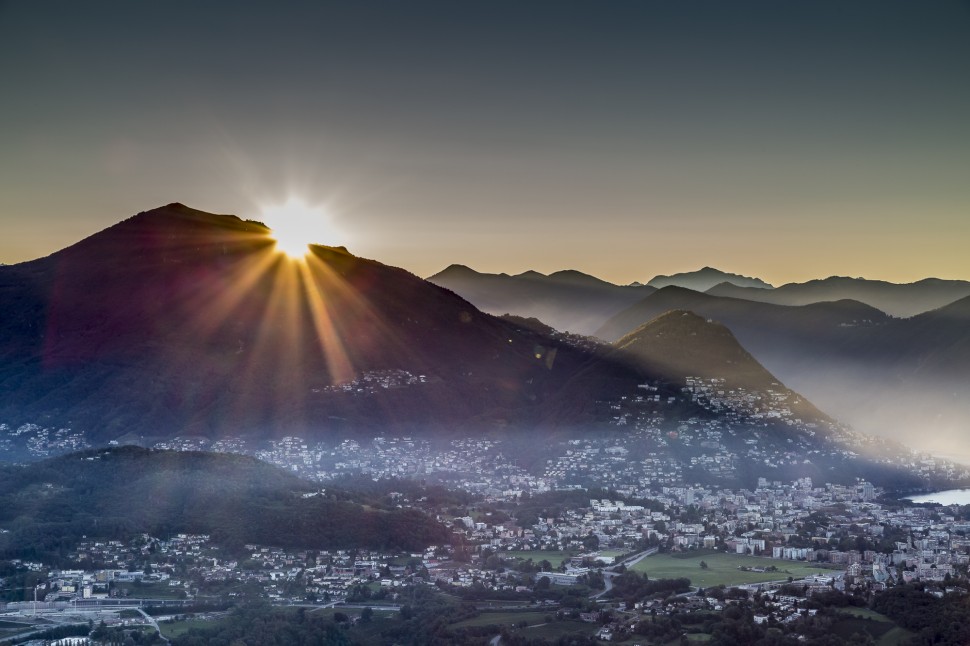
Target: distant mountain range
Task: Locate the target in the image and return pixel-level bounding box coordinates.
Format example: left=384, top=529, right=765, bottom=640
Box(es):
left=707, top=277, right=970, bottom=319
left=428, top=264, right=654, bottom=335
left=431, top=266, right=970, bottom=333
left=647, top=267, right=773, bottom=291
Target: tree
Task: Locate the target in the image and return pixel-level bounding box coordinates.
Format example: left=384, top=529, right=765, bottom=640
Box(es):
left=700, top=561, right=709, bottom=569
left=360, top=607, right=373, bottom=623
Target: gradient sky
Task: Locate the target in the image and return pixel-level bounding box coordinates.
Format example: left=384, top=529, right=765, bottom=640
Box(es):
left=1, top=1, right=968, bottom=286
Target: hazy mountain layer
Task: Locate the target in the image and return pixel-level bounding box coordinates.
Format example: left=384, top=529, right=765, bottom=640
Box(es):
left=597, top=288, right=970, bottom=457
left=646, top=267, right=773, bottom=291
left=707, top=276, right=970, bottom=318
left=428, top=264, right=653, bottom=335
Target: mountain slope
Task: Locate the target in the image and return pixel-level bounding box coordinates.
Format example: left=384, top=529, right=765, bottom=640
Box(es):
left=613, top=310, right=828, bottom=423
left=646, top=267, right=772, bottom=291
left=428, top=264, right=654, bottom=335
left=0, top=204, right=681, bottom=444
left=706, top=276, right=970, bottom=318
left=615, top=310, right=789, bottom=391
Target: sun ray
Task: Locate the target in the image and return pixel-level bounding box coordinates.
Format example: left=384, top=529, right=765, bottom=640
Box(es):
left=300, top=252, right=357, bottom=385
left=222, top=252, right=311, bottom=433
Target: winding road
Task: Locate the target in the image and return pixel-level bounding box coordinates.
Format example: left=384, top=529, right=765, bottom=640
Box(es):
left=591, top=547, right=658, bottom=600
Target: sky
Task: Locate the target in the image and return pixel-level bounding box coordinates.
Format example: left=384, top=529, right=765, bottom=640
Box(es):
left=1, top=0, right=968, bottom=286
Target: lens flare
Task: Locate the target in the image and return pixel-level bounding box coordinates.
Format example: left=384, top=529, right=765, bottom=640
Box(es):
left=262, top=198, right=334, bottom=258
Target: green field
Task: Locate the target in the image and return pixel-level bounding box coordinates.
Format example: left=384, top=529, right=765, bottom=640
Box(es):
left=830, top=616, right=895, bottom=642
left=308, top=607, right=397, bottom=620
left=159, top=617, right=227, bottom=639
left=838, top=608, right=892, bottom=621
left=0, top=620, right=32, bottom=638
left=834, top=609, right=913, bottom=646
left=450, top=610, right=551, bottom=628
left=631, top=552, right=832, bottom=588
left=524, top=620, right=599, bottom=640
left=876, top=626, right=915, bottom=646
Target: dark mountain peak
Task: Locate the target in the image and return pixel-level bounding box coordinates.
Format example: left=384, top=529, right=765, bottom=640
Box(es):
left=651, top=285, right=713, bottom=300
left=801, top=275, right=888, bottom=287
left=515, top=270, right=546, bottom=279
left=615, top=308, right=777, bottom=390
left=647, top=267, right=773, bottom=291
left=426, top=263, right=480, bottom=280
left=800, top=298, right=888, bottom=318
left=546, top=269, right=615, bottom=287
left=613, top=308, right=825, bottom=421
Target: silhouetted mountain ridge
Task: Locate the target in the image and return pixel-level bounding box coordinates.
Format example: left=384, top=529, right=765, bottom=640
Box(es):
left=707, top=276, right=970, bottom=318
left=647, top=267, right=773, bottom=291
left=428, top=264, right=654, bottom=335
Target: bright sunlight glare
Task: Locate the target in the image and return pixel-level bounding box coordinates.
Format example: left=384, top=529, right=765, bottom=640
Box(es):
left=262, top=198, right=335, bottom=258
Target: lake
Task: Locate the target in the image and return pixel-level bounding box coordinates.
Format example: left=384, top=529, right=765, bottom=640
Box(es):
left=906, top=489, right=970, bottom=505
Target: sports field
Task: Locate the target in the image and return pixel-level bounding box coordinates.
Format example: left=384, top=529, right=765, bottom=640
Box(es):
left=630, top=552, right=832, bottom=588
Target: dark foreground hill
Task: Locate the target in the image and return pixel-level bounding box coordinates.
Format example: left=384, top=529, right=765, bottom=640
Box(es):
left=0, top=446, right=450, bottom=561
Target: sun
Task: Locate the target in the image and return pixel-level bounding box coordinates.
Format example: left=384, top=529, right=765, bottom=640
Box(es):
left=261, top=198, right=335, bottom=258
